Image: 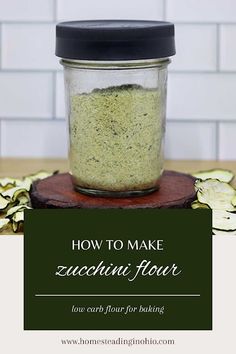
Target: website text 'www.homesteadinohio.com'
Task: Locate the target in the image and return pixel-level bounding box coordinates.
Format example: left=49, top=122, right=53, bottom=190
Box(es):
left=61, top=337, right=175, bottom=347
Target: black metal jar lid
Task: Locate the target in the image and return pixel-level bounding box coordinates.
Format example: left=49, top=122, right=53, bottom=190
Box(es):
left=56, top=20, right=175, bottom=61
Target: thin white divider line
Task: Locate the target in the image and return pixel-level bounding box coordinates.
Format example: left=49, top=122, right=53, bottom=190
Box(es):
left=35, top=294, right=200, bottom=297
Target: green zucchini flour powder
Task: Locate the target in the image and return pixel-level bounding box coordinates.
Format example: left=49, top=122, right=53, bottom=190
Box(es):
left=69, top=84, right=163, bottom=192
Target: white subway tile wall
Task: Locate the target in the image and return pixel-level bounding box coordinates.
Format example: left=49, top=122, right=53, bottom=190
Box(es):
left=0, top=73, right=53, bottom=118
left=167, top=73, right=236, bottom=120
left=55, top=72, right=65, bottom=119
left=1, top=24, right=59, bottom=70
left=219, top=25, right=236, bottom=71
left=1, top=120, right=67, bottom=158
left=165, top=121, right=216, bottom=160
left=219, top=123, right=236, bottom=160
left=166, top=0, right=236, bottom=23
left=0, top=0, right=54, bottom=22
left=170, top=24, right=217, bottom=71
left=0, top=0, right=235, bottom=160
left=56, top=0, right=164, bottom=21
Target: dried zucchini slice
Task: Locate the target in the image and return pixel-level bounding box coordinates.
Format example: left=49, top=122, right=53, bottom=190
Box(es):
left=0, top=177, right=22, bottom=188
left=19, top=178, right=32, bottom=191
left=0, top=183, right=15, bottom=194
left=1, top=179, right=31, bottom=201
left=6, top=205, right=31, bottom=219
left=0, top=195, right=10, bottom=211
left=191, top=200, right=210, bottom=209
left=193, top=169, right=234, bottom=183
left=2, top=187, right=28, bottom=202
left=10, top=210, right=24, bottom=233
left=1, top=170, right=57, bottom=233
left=24, top=170, right=57, bottom=182
left=10, top=208, right=26, bottom=232
left=12, top=220, right=23, bottom=233
left=14, top=191, right=29, bottom=203
left=18, top=194, right=30, bottom=205
left=213, top=210, right=236, bottom=231
left=0, top=218, right=10, bottom=232
left=195, top=179, right=236, bottom=211
left=231, top=195, right=236, bottom=207
left=0, top=184, right=14, bottom=193
left=12, top=210, right=24, bottom=223
left=213, top=228, right=236, bottom=236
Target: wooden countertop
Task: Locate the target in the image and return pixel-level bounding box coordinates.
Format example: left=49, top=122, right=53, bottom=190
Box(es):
left=1, top=158, right=236, bottom=235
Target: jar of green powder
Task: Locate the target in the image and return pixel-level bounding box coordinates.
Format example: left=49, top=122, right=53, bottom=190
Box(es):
left=56, top=20, right=175, bottom=197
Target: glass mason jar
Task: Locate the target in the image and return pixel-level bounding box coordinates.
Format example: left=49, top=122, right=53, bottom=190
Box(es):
left=56, top=20, right=175, bottom=197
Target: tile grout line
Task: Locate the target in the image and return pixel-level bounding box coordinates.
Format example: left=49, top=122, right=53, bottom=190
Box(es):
left=1, top=69, right=236, bottom=75
left=169, top=70, right=236, bottom=74
left=167, top=118, right=236, bottom=124
left=1, top=69, right=236, bottom=74
left=163, top=0, right=167, bottom=20
left=0, top=23, right=2, bottom=70
left=0, top=119, right=1, bottom=157
left=0, top=118, right=66, bottom=124
left=52, top=71, right=57, bottom=119
left=163, top=21, right=236, bottom=25
left=0, top=20, right=235, bottom=26
left=0, top=117, right=65, bottom=121
left=215, top=121, right=220, bottom=160
left=53, top=0, right=58, bottom=22
left=216, top=23, right=220, bottom=72
left=0, top=21, right=56, bottom=25
left=0, top=117, right=235, bottom=124
left=0, top=69, right=62, bottom=73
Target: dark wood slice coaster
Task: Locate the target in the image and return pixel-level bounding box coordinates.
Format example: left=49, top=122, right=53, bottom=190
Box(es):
left=30, top=171, right=196, bottom=209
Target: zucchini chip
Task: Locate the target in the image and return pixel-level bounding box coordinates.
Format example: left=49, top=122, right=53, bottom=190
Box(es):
left=11, top=210, right=24, bottom=233
left=18, top=194, right=30, bottom=205
left=6, top=205, right=31, bottom=219
left=19, top=178, right=32, bottom=192
left=195, top=179, right=236, bottom=211
left=0, top=195, right=11, bottom=211
left=213, top=210, right=236, bottom=231
left=12, top=210, right=24, bottom=223
left=12, top=220, right=23, bottom=233
left=191, top=200, right=210, bottom=209
left=0, top=170, right=58, bottom=234
left=6, top=206, right=31, bottom=233
left=2, top=187, right=29, bottom=202
left=193, top=169, right=234, bottom=183
left=231, top=195, right=236, bottom=207
left=24, top=170, right=57, bottom=182
left=213, top=229, right=236, bottom=236
left=0, top=177, right=22, bottom=189
left=0, top=218, right=10, bottom=232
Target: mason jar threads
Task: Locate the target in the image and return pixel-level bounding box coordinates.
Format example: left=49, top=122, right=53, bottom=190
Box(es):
left=56, top=20, right=175, bottom=197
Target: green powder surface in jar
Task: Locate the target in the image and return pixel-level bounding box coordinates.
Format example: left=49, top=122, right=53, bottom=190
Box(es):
left=69, top=84, right=164, bottom=192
